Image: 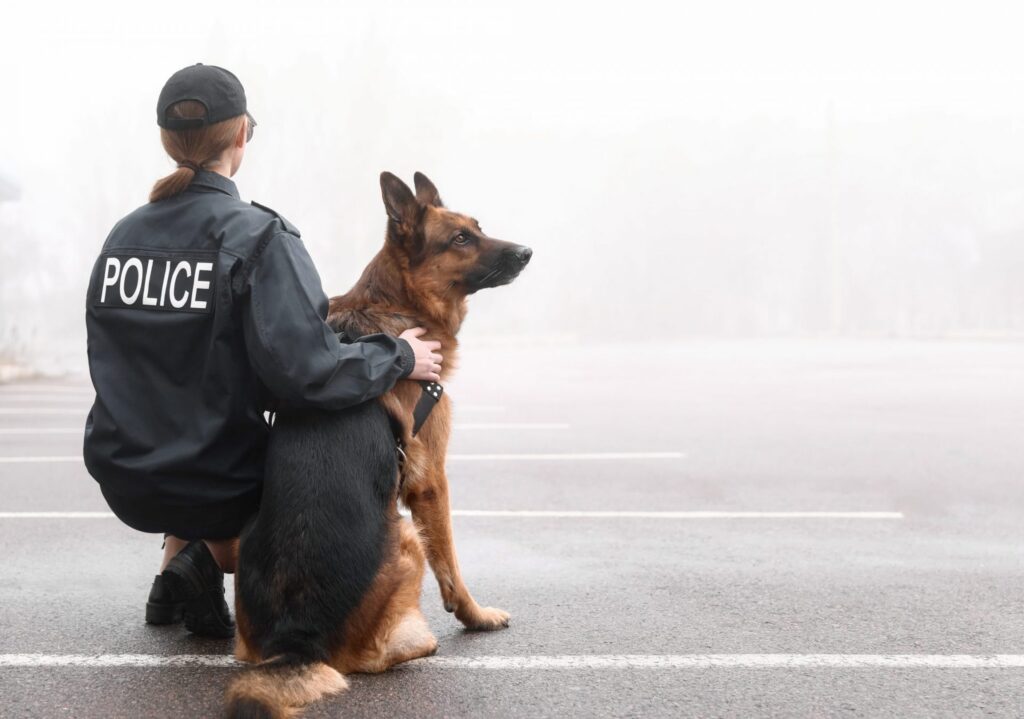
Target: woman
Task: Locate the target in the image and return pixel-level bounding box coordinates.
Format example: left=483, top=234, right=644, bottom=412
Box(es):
left=83, top=64, right=442, bottom=638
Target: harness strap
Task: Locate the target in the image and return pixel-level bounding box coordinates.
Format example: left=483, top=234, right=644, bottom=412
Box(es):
left=395, top=380, right=443, bottom=487
left=335, top=327, right=444, bottom=471
left=412, top=381, right=443, bottom=437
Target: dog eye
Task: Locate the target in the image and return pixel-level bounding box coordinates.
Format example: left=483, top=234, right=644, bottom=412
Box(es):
left=452, top=233, right=471, bottom=246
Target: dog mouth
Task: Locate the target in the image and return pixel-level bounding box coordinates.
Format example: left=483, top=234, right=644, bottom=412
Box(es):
left=465, top=265, right=524, bottom=294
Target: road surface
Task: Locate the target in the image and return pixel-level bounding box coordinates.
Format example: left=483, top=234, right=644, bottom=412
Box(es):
left=1, top=339, right=1022, bottom=717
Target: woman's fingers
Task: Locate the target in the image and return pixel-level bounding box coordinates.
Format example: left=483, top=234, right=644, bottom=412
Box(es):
left=398, top=325, right=446, bottom=382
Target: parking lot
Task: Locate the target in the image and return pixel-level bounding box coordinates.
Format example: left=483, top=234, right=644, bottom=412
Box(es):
left=1, top=339, right=1022, bottom=717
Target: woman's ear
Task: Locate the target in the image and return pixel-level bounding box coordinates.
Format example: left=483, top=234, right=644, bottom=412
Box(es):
left=235, top=117, right=248, bottom=149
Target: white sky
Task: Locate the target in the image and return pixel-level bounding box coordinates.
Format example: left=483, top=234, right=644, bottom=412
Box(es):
left=4, top=1, right=1024, bottom=369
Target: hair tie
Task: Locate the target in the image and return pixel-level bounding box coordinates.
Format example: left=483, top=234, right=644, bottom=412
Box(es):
left=177, top=161, right=202, bottom=173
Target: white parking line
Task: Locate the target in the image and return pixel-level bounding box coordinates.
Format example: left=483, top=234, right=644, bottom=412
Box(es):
left=0, top=428, right=82, bottom=434
left=0, top=409, right=85, bottom=416
left=0, top=425, right=567, bottom=435
left=0, top=512, right=115, bottom=518
left=447, top=452, right=684, bottom=461
left=0, top=385, right=92, bottom=394
left=0, top=654, right=1021, bottom=669
left=425, top=654, right=1024, bottom=669
left=447, top=510, right=904, bottom=519
left=454, top=423, right=569, bottom=430
left=0, top=397, right=92, bottom=403
left=0, top=511, right=903, bottom=520
left=0, top=452, right=683, bottom=464
left=0, top=456, right=82, bottom=463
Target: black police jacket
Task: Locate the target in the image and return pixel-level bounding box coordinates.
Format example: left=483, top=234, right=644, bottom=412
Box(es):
left=83, top=171, right=414, bottom=537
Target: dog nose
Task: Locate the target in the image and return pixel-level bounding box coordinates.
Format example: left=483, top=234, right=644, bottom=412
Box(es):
left=515, top=246, right=533, bottom=265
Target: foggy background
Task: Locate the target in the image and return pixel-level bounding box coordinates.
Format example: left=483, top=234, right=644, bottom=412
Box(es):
left=3, top=0, right=1024, bottom=375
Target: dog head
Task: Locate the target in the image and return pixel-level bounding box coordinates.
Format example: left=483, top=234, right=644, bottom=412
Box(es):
left=379, top=171, right=532, bottom=299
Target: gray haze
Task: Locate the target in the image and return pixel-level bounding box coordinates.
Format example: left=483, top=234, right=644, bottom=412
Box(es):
left=3, top=1, right=1024, bottom=373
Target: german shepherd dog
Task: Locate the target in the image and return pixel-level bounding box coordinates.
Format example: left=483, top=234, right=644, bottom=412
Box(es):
left=225, top=172, right=532, bottom=718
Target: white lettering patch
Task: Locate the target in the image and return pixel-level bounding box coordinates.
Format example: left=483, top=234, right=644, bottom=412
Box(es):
left=95, top=253, right=217, bottom=314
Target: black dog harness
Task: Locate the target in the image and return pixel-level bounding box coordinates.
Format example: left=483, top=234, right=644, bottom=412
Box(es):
left=395, top=379, right=444, bottom=469
left=336, top=329, right=443, bottom=466
left=412, top=381, right=444, bottom=436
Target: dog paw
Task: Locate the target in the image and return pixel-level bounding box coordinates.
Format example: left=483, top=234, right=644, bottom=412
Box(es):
left=458, top=605, right=511, bottom=631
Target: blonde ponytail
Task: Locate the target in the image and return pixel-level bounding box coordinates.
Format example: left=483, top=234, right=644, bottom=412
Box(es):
left=150, top=165, right=199, bottom=202
left=149, top=100, right=244, bottom=202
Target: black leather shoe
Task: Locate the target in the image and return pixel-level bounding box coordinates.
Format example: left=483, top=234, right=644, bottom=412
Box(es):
left=161, top=541, right=235, bottom=639
left=145, top=574, right=184, bottom=624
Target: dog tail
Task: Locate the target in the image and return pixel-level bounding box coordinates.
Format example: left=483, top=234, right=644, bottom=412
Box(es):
left=224, top=654, right=348, bottom=719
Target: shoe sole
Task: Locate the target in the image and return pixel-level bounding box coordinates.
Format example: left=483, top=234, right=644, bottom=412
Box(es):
left=161, top=547, right=235, bottom=639
left=145, top=600, right=185, bottom=625
left=183, top=592, right=235, bottom=639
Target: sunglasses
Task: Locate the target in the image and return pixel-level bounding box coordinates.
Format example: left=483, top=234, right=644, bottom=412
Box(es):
left=245, top=111, right=257, bottom=143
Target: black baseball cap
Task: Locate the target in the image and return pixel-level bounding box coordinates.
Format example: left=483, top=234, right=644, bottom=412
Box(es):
left=157, top=64, right=249, bottom=130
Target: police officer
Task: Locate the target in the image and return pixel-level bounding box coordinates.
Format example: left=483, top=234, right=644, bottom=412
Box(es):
left=83, top=64, right=443, bottom=638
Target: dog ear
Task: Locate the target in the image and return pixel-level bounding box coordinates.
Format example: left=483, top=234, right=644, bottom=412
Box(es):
left=380, top=172, right=418, bottom=224
left=413, top=171, right=443, bottom=208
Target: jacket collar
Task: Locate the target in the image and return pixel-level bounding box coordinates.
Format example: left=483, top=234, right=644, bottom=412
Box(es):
left=187, top=170, right=240, bottom=199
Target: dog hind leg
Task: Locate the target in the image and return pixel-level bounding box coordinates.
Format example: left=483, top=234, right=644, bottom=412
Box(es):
left=383, top=520, right=438, bottom=665
left=383, top=608, right=438, bottom=666
left=337, top=519, right=437, bottom=673
left=233, top=575, right=261, bottom=664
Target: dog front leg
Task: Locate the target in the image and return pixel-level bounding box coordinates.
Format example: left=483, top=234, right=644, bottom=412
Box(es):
left=405, top=474, right=510, bottom=631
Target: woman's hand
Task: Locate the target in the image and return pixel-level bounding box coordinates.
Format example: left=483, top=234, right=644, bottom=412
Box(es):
left=400, top=327, right=443, bottom=382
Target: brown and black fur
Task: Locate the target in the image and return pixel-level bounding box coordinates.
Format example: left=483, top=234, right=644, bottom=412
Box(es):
left=226, top=172, right=531, bottom=718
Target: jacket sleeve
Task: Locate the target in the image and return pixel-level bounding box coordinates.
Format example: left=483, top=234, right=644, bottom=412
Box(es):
left=240, top=231, right=415, bottom=409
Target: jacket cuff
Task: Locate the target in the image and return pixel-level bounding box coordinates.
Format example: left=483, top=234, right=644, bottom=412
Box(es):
left=396, top=338, right=416, bottom=379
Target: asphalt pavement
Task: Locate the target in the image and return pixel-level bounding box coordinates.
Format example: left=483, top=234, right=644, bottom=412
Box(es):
left=1, top=339, right=1022, bottom=718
